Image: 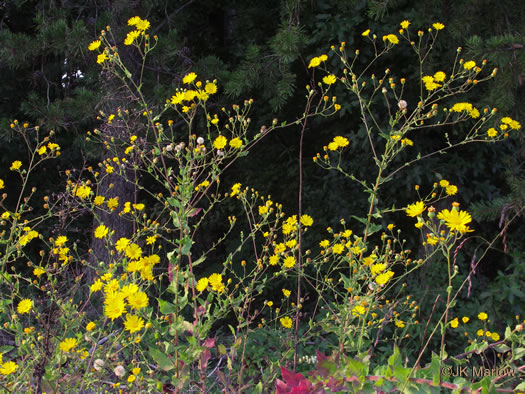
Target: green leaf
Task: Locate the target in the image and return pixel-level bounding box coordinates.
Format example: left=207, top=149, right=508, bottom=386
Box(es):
left=149, top=347, right=175, bottom=371
left=180, top=236, right=193, bottom=256
left=158, top=298, right=177, bottom=315
left=192, top=254, right=206, bottom=267
left=429, top=352, right=441, bottom=386
left=167, top=198, right=181, bottom=209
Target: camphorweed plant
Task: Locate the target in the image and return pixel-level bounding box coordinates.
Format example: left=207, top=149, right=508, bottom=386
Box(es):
left=0, top=17, right=336, bottom=392
left=0, top=17, right=523, bottom=393
left=277, top=20, right=524, bottom=392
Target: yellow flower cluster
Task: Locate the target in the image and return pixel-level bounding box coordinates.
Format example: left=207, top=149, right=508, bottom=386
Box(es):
left=382, top=34, right=399, bottom=45
left=170, top=73, right=218, bottom=107
left=196, top=273, right=225, bottom=293
left=327, top=136, right=349, bottom=151
left=124, top=16, right=150, bottom=46
left=19, top=227, right=39, bottom=247
left=450, top=102, right=480, bottom=119
left=308, top=54, right=328, bottom=68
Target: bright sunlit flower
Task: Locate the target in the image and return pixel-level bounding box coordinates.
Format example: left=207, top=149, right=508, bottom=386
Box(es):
left=437, top=209, right=473, bottom=233
left=88, top=40, right=101, bottom=51
left=406, top=201, right=425, bottom=217
left=213, top=135, right=227, bottom=150
left=323, top=74, right=337, bottom=85
left=17, top=299, right=33, bottom=314
left=10, top=161, right=22, bottom=171
left=94, top=224, right=109, bottom=239
left=280, top=316, right=293, bottom=328
left=59, top=338, right=78, bottom=352
left=124, top=315, right=145, bottom=333
left=478, top=312, right=488, bottom=321
left=432, top=22, right=445, bottom=30
left=183, top=72, right=197, bottom=84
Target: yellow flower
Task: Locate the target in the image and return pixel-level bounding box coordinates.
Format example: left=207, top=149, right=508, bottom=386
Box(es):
left=319, top=239, right=329, bottom=248
left=104, top=293, right=126, bottom=320
left=128, top=375, right=136, bottom=383
left=477, top=312, right=488, bottom=321
left=477, top=329, right=484, bottom=336
left=432, top=22, right=445, bottom=30
left=445, top=185, right=458, bottom=195
left=124, top=315, right=145, bottom=333
left=439, top=179, right=449, bottom=187
left=282, top=289, right=291, bottom=297
left=115, top=237, right=130, bottom=252
left=90, top=279, right=103, bottom=293
left=135, top=19, right=150, bottom=31
left=258, top=205, right=268, bottom=215
left=300, top=214, right=313, bottom=227
left=33, top=267, right=46, bottom=277
left=406, top=201, right=425, bottom=217
left=487, top=128, right=498, bottom=137
left=352, top=305, right=366, bottom=316
left=107, top=197, right=119, bottom=210
left=433, top=71, right=446, bottom=82
left=183, top=72, right=197, bottom=84
left=322, top=74, right=337, bottom=85
left=125, top=243, right=143, bottom=260
left=38, top=146, right=47, bottom=155
left=280, top=316, right=293, bottom=328
left=196, top=278, right=209, bottom=292
left=128, top=16, right=141, bottom=26
left=75, top=185, right=92, bottom=199
left=283, top=256, right=296, bottom=268
left=463, top=61, right=476, bottom=70
left=59, top=338, right=78, bottom=352
left=400, top=20, right=410, bottom=29
left=462, top=316, right=470, bottom=324
left=10, top=161, right=22, bottom=171
left=88, top=40, right=101, bottom=51
left=491, top=332, right=500, bottom=341
left=94, top=224, right=109, bottom=239
left=127, top=291, right=149, bottom=310
left=55, top=235, right=68, bottom=247
left=229, top=137, right=243, bottom=149
left=208, top=273, right=225, bottom=292
left=230, top=183, right=242, bottom=197
left=362, top=29, right=371, bottom=37
left=97, top=53, right=108, bottom=64
left=86, top=322, right=96, bottom=331
left=328, top=141, right=339, bottom=151
left=124, top=31, right=141, bottom=46
left=17, top=299, right=33, bottom=314
left=308, top=57, right=321, bottom=68
left=370, top=263, right=386, bottom=276
left=213, top=135, right=227, bottom=150
left=94, top=195, right=105, bottom=205
left=450, top=318, right=459, bottom=328
left=333, top=136, right=349, bottom=148
left=437, top=209, right=473, bottom=233
left=375, top=270, right=394, bottom=285
left=205, top=82, right=218, bottom=94
left=0, top=179, right=4, bottom=189
left=332, top=244, right=344, bottom=254
left=146, top=235, right=157, bottom=244
left=0, top=361, right=18, bottom=375
left=383, top=34, right=399, bottom=45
